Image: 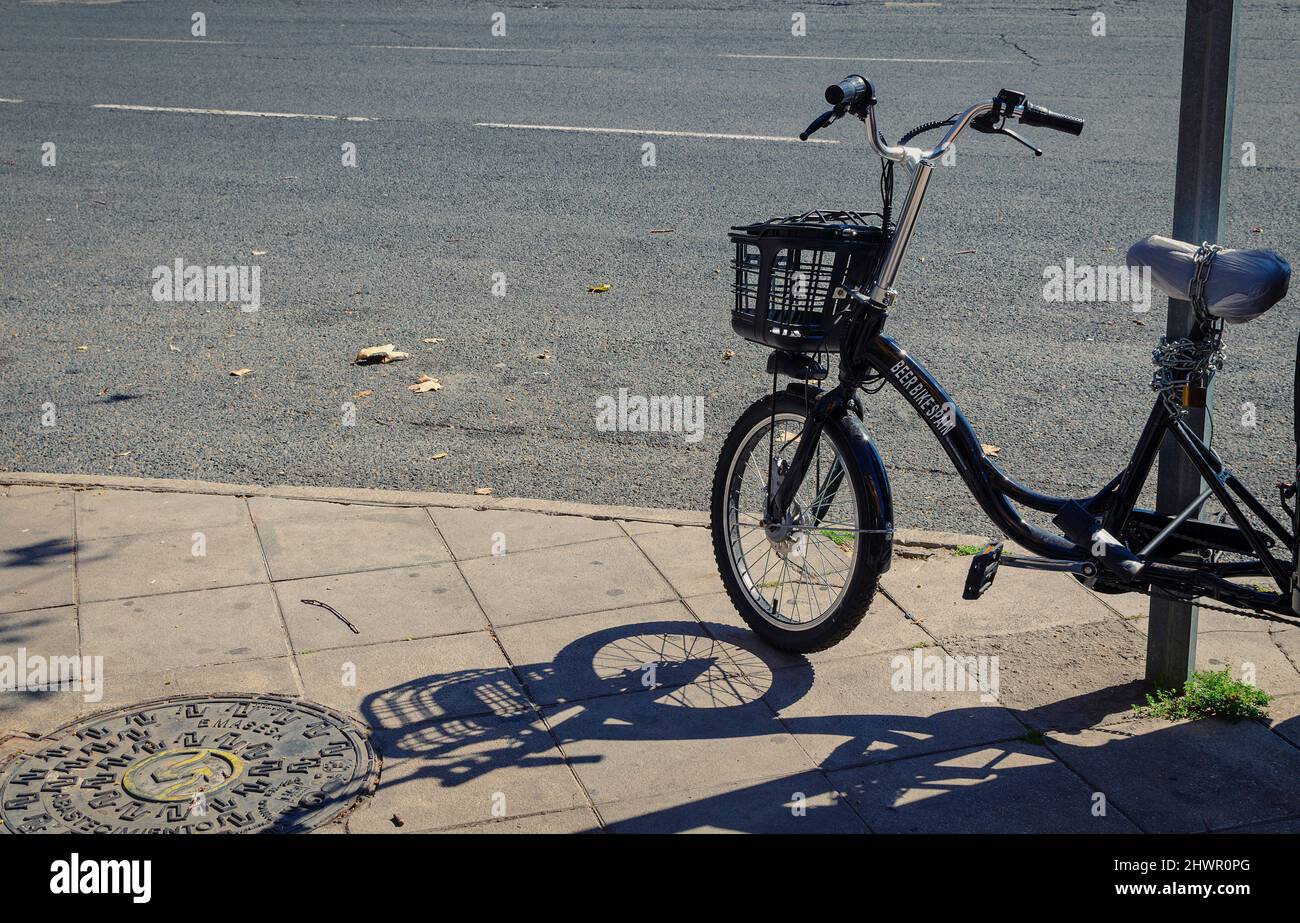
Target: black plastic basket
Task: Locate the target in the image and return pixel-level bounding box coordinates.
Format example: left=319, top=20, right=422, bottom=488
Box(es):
left=729, top=210, right=887, bottom=352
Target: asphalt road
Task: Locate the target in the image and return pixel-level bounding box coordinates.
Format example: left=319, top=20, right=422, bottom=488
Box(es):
left=1, top=0, right=1297, bottom=537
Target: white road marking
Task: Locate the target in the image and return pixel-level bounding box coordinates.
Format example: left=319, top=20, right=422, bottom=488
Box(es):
left=474, top=122, right=837, bottom=144
left=353, top=44, right=560, bottom=53
left=719, top=53, right=1009, bottom=65
left=93, top=104, right=373, bottom=122
left=75, top=37, right=239, bottom=45
left=0, top=98, right=23, bottom=104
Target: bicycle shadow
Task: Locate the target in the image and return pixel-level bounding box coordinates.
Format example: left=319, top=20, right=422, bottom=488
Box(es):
left=359, top=617, right=1216, bottom=832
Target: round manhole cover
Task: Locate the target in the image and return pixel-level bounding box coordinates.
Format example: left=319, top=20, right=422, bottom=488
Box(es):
left=0, top=694, right=377, bottom=834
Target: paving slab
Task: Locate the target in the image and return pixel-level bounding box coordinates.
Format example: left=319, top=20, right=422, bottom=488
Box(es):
left=830, top=741, right=1140, bottom=833
left=1264, top=692, right=1300, bottom=750
left=458, top=537, right=675, bottom=626
left=495, top=602, right=780, bottom=706
left=765, top=649, right=1027, bottom=771
left=348, top=712, right=590, bottom=833
left=627, top=524, right=725, bottom=598
left=0, top=486, right=74, bottom=537
left=428, top=506, right=623, bottom=560
left=1192, top=628, right=1300, bottom=698
left=441, top=807, right=603, bottom=834
left=75, top=489, right=249, bottom=540
left=252, top=502, right=451, bottom=580
left=77, top=522, right=267, bottom=602
left=273, top=562, right=486, bottom=653
left=0, top=489, right=75, bottom=613
left=0, top=603, right=78, bottom=655
left=883, top=551, right=1118, bottom=642
left=544, top=688, right=816, bottom=804
left=1046, top=717, right=1300, bottom=832
left=956, top=619, right=1150, bottom=732
left=80, top=583, right=289, bottom=674
left=618, top=520, right=677, bottom=537
left=686, top=589, right=930, bottom=670
left=598, top=770, right=869, bottom=833
left=299, top=632, right=529, bottom=727
left=0, top=655, right=297, bottom=738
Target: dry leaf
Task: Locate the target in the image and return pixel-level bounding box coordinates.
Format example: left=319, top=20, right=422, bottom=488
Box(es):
left=1252, top=227, right=1264, bottom=233
left=251, top=250, right=267, bottom=256
left=474, top=487, right=494, bottom=496
left=981, top=443, right=1001, bottom=457
left=76, top=345, right=89, bottom=351
left=355, top=344, right=409, bottom=365
left=430, top=452, right=448, bottom=461
left=721, top=349, right=736, bottom=361
left=408, top=376, right=442, bottom=393
left=536, top=351, right=552, bottom=361
left=230, top=368, right=253, bottom=377
left=355, top=390, right=372, bottom=398
left=421, top=337, right=445, bottom=344
left=649, top=228, right=674, bottom=234
left=587, top=283, right=611, bottom=293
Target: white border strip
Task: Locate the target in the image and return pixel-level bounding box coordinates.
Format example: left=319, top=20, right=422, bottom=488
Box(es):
left=474, top=121, right=836, bottom=144
left=354, top=44, right=561, bottom=53
left=93, top=104, right=373, bottom=122
left=720, top=53, right=1009, bottom=64
left=76, top=37, right=238, bottom=45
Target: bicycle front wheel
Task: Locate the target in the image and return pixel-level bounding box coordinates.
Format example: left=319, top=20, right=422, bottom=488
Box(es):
left=710, top=391, right=884, bottom=653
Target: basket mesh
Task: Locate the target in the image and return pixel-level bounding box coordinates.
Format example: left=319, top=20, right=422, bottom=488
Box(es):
left=729, top=211, right=886, bottom=352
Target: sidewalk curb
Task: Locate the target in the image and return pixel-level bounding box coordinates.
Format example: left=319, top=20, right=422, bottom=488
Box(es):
left=0, top=471, right=989, bottom=551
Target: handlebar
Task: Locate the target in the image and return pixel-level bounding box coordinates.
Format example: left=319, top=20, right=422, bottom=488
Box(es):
left=824, top=74, right=876, bottom=109
left=1019, top=102, right=1085, bottom=136
left=806, top=76, right=1084, bottom=162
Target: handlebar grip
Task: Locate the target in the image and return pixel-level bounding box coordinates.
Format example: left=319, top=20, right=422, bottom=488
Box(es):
left=825, top=75, right=876, bottom=109
left=1019, top=103, right=1084, bottom=136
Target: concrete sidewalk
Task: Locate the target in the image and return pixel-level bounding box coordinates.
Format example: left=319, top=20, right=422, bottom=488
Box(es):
left=3, top=473, right=1300, bottom=834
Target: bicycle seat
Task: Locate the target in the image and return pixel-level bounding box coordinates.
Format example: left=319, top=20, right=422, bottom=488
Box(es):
left=1127, top=235, right=1291, bottom=323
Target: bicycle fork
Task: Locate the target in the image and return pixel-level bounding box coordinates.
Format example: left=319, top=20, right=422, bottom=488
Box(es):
left=764, top=384, right=854, bottom=529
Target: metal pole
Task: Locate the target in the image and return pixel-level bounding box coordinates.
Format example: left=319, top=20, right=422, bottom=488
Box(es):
left=1146, top=0, right=1240, bottom=690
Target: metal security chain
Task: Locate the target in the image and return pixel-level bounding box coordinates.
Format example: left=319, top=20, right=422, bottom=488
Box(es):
left=1150, top=243, right=1228, bottom=402
left=1151, top=333, right=1224, bottom=398
left=1145, top=584, right=1300, bottom=628
left=1188, top=241, right=1223, bottom=316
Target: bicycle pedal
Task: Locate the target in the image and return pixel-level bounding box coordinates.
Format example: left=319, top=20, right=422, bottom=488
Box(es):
left=962, top=542, right=1004, bottom=600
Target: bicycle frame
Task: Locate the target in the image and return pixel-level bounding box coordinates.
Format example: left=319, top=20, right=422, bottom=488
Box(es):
left=763, top=89, right=1298, bottom=622
left=768, top=328, right=1298, bottom=620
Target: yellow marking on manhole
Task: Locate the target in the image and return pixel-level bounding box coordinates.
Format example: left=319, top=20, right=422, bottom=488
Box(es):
left=122, top=747, right=245, bottom=802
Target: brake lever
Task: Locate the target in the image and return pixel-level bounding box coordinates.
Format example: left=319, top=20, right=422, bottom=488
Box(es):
left=999, top=125, right=1042, bottom=156
left=971, top=113, right=1043, bottom=157
left=800, top=105, right=846, bottom=141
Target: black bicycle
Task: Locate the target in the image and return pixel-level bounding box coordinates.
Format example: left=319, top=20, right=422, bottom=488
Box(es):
left=711, top=76, right=1293, bottom=653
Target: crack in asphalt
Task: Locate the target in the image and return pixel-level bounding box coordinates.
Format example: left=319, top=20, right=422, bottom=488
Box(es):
left=999, top=33, right=1043, bottom=67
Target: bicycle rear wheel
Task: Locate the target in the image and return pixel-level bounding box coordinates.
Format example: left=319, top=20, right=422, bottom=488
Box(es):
left=710, top=391, right=884, bottom=653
